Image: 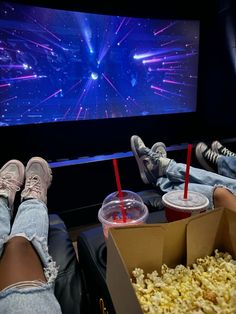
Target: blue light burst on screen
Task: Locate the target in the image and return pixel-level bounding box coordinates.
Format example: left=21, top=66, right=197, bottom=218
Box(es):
left=0, top=2, right=200, bottom=126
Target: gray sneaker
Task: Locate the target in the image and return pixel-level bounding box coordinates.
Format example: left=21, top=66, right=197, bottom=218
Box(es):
left=211, top=140, right=236, bottom=157
left=21, top=157, right=52, bottom=204
left=0, top=160, right=25, bottom=211
left=130, top=135, right=170, bottom=185
left=151, top=142, right=167, bottom=158
left=195, top=142, right=219, bottom=172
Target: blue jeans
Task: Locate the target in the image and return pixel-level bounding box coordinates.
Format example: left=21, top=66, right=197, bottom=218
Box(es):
left=155, top=156, right=236, bottom=209
left=0, top=198, right=62, bottom=313
left=217, top=155, right=236, bottom=178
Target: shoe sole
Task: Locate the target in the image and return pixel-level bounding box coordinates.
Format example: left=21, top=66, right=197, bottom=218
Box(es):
left=195, top=144, right=215, bottom=172
left=130, top=136, right=149, bottom=184
left=25, top=157, right=52, bottom=188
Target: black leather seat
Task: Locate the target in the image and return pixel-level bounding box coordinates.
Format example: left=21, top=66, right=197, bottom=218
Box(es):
left=48, top=214, right=86, bottom=314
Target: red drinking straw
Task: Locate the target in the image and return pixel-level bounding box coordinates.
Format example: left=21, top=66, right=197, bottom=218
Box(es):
left=112, top=158, right=127, bottom=222
left=183, top=144, right=192, bottom=199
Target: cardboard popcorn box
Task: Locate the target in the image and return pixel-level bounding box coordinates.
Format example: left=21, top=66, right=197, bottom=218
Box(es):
left=106, top=208, right=236, bottom=314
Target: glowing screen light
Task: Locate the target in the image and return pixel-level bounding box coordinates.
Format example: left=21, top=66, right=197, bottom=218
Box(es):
left=0, top=1, right=200, bottom=126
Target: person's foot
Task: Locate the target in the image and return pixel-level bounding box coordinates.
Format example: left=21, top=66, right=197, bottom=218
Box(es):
left=130, top=135, right=170, bottom=185
left=195, top=142, right=219, bottom=172
left=211, top=140, right=236, bottom=157
left=151, top=142, right=167, bottom=158
left=0, top=160, right=25, bottom=211
left=21, top=157, right=52, bottom=204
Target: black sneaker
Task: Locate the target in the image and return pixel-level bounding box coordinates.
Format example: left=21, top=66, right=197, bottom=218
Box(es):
left=130, top=135, right=170, bottom=185
left=195, top=142, right=219, bottom=172
left=211, top=140, right=236, bottom=157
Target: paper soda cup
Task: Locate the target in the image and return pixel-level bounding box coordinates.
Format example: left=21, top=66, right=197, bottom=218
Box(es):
left=98, top=199, right=149, bottom=240
left=162, top=190, right=209, bottom=222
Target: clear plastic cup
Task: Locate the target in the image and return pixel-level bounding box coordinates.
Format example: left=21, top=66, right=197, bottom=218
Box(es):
left=102, top=190, right=143, bottom=206
left=162, top=190, right=209, bottom=222
left=98, top=199, right=149, bottom=240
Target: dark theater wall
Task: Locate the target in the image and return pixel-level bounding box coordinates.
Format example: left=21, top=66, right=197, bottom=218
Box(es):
left=196, top=0, right=236, bottom=140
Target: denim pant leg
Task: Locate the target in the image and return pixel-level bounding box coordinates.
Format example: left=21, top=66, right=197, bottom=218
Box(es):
left=217, top=156, right=236, bottom=179
left=9, top=199, right=58, bottom=283
left=155, top=160, right=236, bottom=208
left=0, top=199, right=62, bottom=314
left=0, top=198, right=11, bottom=257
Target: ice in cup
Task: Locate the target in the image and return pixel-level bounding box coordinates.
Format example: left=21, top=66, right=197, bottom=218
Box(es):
left=98, top=199, right=149, bottom=240
left=162, top=190, right=209, bottom=222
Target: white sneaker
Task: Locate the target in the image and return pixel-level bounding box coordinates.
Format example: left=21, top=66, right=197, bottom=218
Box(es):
left=0, top=160, right=25, bottom=211
left=21, top=157, right=52, bottom=204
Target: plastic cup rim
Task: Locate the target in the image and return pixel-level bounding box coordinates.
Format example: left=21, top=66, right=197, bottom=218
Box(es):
left=102, top=189, right=143, bottom=205
left=162, top=190, right=209, bottom=212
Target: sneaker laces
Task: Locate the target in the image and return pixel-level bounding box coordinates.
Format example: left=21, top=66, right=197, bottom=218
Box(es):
left=220, top=147, right=236, bottom=157
left=21, top=175, right=41, bottom=198
left=204, top=149, right=218, bottom=164
left=0, top=174, right=21, bottom=193
left=143, top=148, right=161, bottom=163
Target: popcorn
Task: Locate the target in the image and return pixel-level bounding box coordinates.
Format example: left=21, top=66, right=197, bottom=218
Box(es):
left=131, top=250, right=236, bottom=313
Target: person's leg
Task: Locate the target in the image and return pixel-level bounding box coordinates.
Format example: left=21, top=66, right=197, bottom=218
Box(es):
left=156, top=160, right=236, bottom=208
left=131, top=136, right=236, bottom=194
left=130, top=135, right=171, bottom=185
left=130, top=136, right=236, bottom=209
left=0, top=157, right=61, bottom=314
left=195, top=142, right=236, bottom=178
left=217, top=156, right=236, bottom=179
left=0, top=198, right=11, bottom=258
left=0, top=160, right=24, bottom=257
left=0, top=157, right=53, bottom=290
left=164, top=160, right=236, bottom=190
left=213, top=187, right=236, bottom=212
left=0, top=237, right=46, bottom=290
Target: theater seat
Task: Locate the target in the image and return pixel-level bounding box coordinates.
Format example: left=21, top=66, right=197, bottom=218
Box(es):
left=48, top=214, right=86, bottom=314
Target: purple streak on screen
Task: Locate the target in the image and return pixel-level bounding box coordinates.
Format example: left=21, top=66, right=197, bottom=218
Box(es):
left=0, top=1, right=200, bottom=126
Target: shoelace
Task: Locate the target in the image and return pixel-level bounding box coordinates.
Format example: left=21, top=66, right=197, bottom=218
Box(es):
left=22, top=175, right=41, bottom=196
left=143, top=148, right=161, bottom=163
left=204, top=149, right=218, bottom=164
left=220, top=147, right=236, bottom=157
left=151, top=147, right=166, bottom=158
left=0, top=174, right=21, bottom=192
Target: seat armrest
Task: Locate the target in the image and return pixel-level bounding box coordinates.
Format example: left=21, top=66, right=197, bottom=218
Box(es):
left=48, top=214, right=85, bottom=314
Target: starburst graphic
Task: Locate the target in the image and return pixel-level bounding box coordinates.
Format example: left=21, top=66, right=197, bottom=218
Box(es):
left=0, top=2, right=200, bottom=126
